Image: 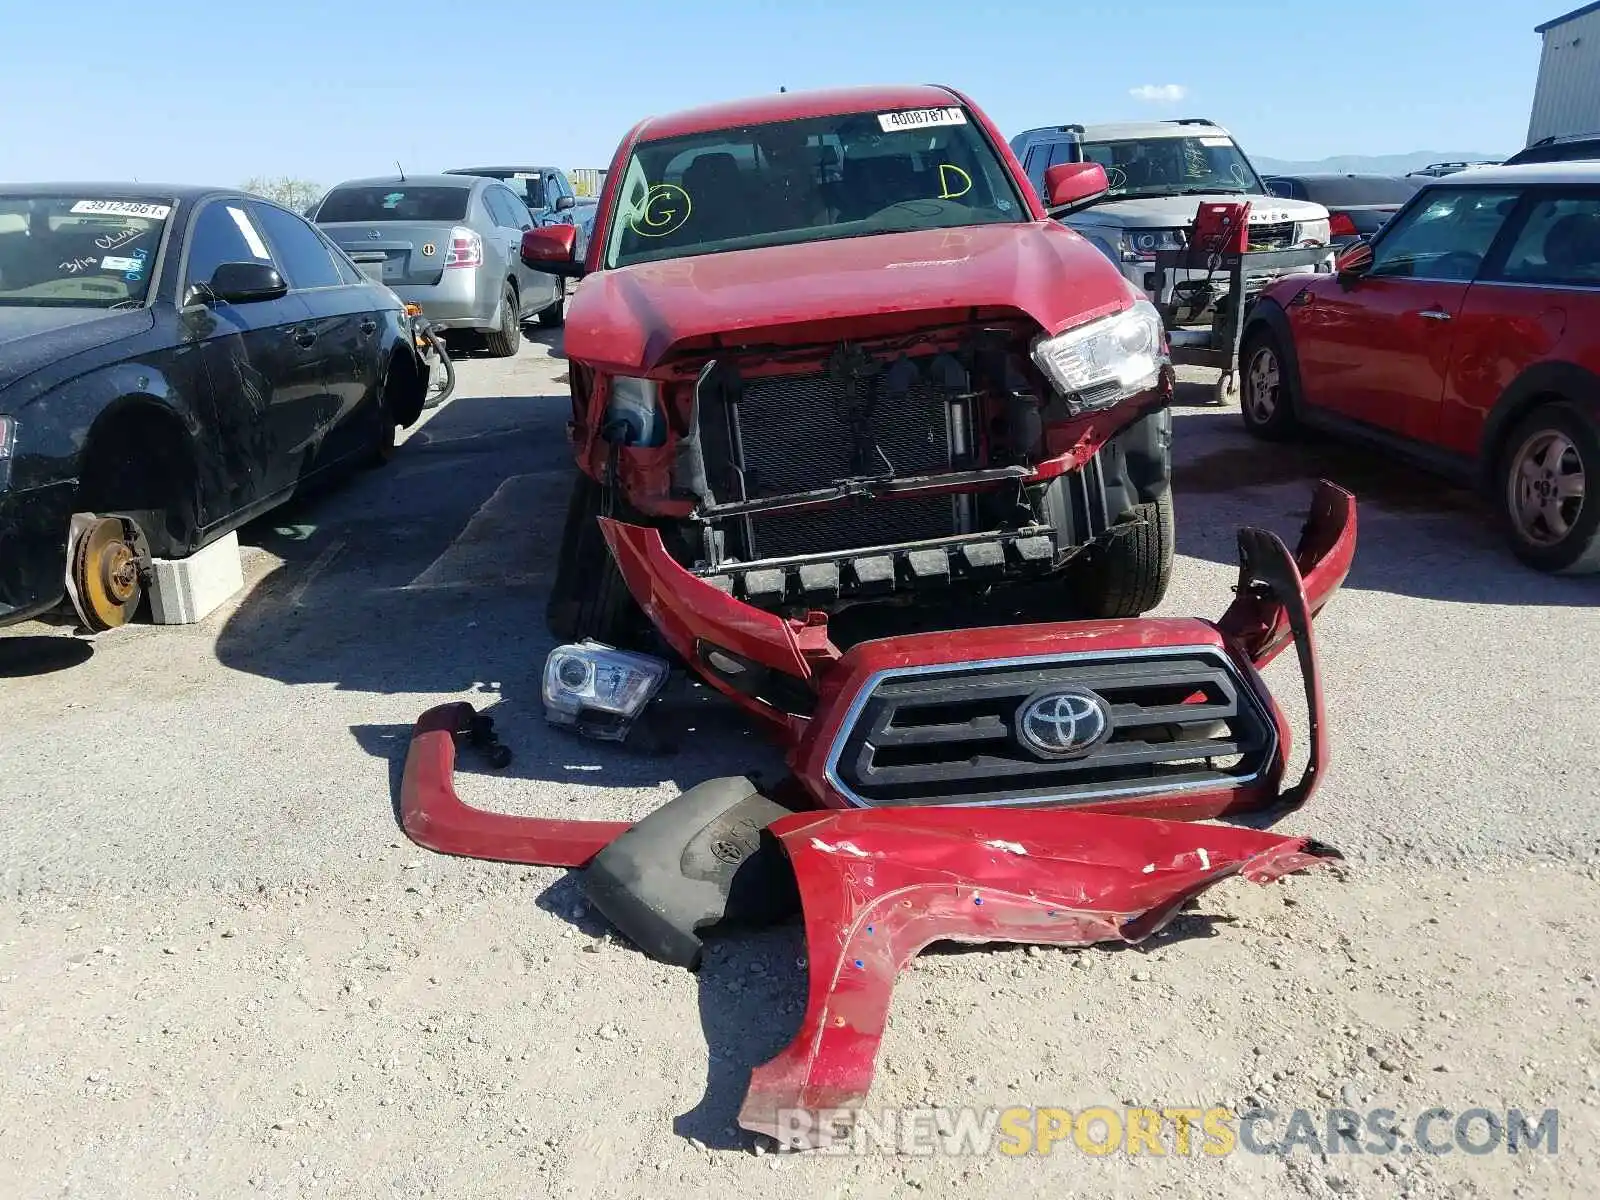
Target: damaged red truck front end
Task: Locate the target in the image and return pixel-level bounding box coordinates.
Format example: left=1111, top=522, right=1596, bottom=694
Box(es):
left=395, top=78, right=1362, bottom=1153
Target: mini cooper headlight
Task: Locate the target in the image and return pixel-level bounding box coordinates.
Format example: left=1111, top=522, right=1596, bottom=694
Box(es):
left=1030, top=299, right=1167, bottom=410
left=543, top=640, right=670, bottom=741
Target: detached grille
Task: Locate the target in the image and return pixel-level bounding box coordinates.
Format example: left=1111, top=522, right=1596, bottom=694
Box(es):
left=1246, top=221, right=1296, bottom=251
left=728, top=367, right=960, bottom=559
left=828, top=647, right=1276, bottom=808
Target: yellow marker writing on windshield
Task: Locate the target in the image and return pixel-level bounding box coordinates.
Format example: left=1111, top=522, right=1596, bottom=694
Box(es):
left=629, top=183, right=692, bottom=238
left=938, top=164, right=973, bottom=200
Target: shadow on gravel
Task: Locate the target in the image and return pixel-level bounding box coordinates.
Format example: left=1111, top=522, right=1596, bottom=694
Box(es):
left=0, top=634, right=93, bottom=677
left=1169, top=407, right=1598, bottom=608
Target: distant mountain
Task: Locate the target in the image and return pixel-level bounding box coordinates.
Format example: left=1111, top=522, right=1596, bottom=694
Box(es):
left=1252, top=151, right=1511, bottom=177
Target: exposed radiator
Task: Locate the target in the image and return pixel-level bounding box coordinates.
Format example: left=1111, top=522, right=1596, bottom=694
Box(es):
left=716, top=362, right=969, bottom=560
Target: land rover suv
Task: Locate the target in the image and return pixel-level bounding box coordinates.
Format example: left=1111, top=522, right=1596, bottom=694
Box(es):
left=1012, top=119, right=1335, bottom=310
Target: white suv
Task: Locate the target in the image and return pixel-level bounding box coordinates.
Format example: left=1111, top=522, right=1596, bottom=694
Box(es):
left=1011, top=119, right=1334, bottom=309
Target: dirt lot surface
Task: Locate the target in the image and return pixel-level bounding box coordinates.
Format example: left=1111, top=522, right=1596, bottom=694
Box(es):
left=2, top=336, right=1597, bottom=1199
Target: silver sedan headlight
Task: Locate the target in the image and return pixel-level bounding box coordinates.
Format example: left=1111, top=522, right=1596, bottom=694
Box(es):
left=1030, top=300, right=1167, bottom=411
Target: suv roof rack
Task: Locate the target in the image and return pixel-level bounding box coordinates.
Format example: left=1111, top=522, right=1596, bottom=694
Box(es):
left=1169, top=117, right=1218, bottom=127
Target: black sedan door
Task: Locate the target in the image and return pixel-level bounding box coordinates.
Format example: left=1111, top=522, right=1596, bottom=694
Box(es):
left=180, top=197, right=320, bottom=508
left=248, top=200, right=381, bottom=467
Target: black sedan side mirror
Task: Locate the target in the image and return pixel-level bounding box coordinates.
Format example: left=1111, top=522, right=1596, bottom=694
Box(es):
left=207, top=262, right=289, bottom=304
left=555, top=194, right=576, bottom=212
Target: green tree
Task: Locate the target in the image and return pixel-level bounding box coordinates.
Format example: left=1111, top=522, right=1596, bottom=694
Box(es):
left=241, top=176, right=323, bottom=213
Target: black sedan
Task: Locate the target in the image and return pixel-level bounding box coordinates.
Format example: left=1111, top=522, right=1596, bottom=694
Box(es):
left=0, top=184, right=427, bottom=631
left=1262, top=173, right=1425, bottom=246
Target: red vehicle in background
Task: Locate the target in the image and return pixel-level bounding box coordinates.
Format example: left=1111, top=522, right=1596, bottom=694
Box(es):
left=520, top=84, right=1179, bottom=646
left=1241, top=162, right=1600, bottom=574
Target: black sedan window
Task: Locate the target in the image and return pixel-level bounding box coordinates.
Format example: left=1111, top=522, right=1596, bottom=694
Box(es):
left=1299, top=176, right=1423, bottom=207
left=0, top=195, right=172, bottom=308
left=251, top=202, right=342, bottom=289
left=184, top=201, right=276, bottom=297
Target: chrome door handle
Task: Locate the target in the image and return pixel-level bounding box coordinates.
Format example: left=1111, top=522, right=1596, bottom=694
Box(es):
left=1417, top=309, right=1452, bottom=321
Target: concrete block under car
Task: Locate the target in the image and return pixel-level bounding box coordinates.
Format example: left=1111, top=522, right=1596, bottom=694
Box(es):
left=148, top=532, right=244, bottom=624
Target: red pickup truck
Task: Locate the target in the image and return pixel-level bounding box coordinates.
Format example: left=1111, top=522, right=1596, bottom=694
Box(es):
left=521, top=84, right=1177, bottom=645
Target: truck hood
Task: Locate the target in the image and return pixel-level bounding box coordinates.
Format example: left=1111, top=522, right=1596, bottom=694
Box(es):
left=564, top=223, right=1135, bottom=373
left=0, top=306, right=153, bottom=402
left=1067, top=194, right=1330, bottom=229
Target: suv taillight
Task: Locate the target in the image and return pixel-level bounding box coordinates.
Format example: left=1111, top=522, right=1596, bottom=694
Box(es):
left=1328, top=212, right=1359, bottom=239
left=444, top=228, right=483, bottom=269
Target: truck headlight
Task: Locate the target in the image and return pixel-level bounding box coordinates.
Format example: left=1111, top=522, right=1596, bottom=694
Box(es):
left=1030, top=300, right=1167, bottom=410
left=1121, top=228, right=1186, bottom=261
left=543, top=640, right=670, bottom=741
left=603, top=376, right=667, bottom=448
left=0, top=416, right=15, bottom=491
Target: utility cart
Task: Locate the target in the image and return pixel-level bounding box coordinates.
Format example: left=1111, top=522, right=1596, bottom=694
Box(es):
left=1149, top=202, right=1334, bottom=406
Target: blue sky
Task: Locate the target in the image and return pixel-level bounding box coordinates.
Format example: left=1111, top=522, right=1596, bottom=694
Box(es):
left=0, top=0, right=1563, bottom=187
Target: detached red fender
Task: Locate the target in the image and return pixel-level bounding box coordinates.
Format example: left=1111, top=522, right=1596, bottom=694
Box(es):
left=738, top=807, right=1340, bottom=1148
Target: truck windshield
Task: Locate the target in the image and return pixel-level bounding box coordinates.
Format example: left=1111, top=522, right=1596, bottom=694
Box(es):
left=604, top=107, right=1026, bottom=268
left=0, top=195, right=172, bottom=308
left=1080, top=136, right=1268, bottom=199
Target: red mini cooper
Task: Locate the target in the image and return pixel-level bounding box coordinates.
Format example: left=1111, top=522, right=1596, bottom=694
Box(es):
left=1240, top=162, right=1600, bottom=574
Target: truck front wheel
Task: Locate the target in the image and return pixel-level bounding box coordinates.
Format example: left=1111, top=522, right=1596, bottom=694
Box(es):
left=546, top=472, right=642, bottom=645
left=1071, top=488, right=1175, bottom=618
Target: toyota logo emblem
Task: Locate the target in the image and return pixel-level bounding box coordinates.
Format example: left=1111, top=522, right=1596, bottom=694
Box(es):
left=1016, top=688, right=1112, bottom=759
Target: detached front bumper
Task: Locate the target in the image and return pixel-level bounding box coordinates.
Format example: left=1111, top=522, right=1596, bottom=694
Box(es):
left=602, top=481, right=1356, bottom=820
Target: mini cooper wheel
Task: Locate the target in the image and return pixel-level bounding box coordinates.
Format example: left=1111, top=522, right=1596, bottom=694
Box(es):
left=1499, top=403, right=1600, bottom=574
left=1239, top=327, right=1299, bottom=440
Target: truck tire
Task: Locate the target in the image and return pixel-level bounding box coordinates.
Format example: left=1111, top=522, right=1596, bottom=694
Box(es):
left=546, top=472, right=640, bottom=645
left=1073, top=489, right=1175, bottom=618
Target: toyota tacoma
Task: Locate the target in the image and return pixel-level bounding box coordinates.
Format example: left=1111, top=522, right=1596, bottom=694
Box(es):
left=523, top=85, right=1178, bottom=644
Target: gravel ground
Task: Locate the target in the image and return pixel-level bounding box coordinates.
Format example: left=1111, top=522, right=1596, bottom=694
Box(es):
left=1, top=338, right=1597, bottom=1199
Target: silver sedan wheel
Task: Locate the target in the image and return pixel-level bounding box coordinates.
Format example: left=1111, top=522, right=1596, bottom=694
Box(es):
left=1507, top=428, right=1587, bottom=546
left=1244, top=346, right=1280, bottom=425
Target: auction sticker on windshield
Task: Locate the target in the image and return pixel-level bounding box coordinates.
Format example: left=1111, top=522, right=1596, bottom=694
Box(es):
left=878, top=107, right=967, bottom=132
left=70, top=200, right=172, bottom=220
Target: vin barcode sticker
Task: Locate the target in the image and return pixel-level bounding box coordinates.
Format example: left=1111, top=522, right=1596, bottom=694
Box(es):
left=877, top=107, right=967, bottom=132
left=70, top=200, right=172, bottom=219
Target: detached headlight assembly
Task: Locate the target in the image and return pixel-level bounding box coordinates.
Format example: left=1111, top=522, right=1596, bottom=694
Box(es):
left=543, top=640, right=670, bottom=742
left=1030, top=300, right=1167, bottom=410
left=603, top=376, right=667, bottom=448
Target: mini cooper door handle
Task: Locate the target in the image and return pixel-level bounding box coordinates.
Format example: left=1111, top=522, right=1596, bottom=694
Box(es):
left=1416, top=308, right=1452, bottom=321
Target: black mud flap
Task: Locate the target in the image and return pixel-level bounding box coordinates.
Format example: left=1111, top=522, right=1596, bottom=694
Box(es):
left=579, top=776, right=799, bottom=970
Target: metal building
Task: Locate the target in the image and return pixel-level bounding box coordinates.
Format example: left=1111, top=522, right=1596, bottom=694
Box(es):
left=1527, top=3, right=1600, bottom=145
